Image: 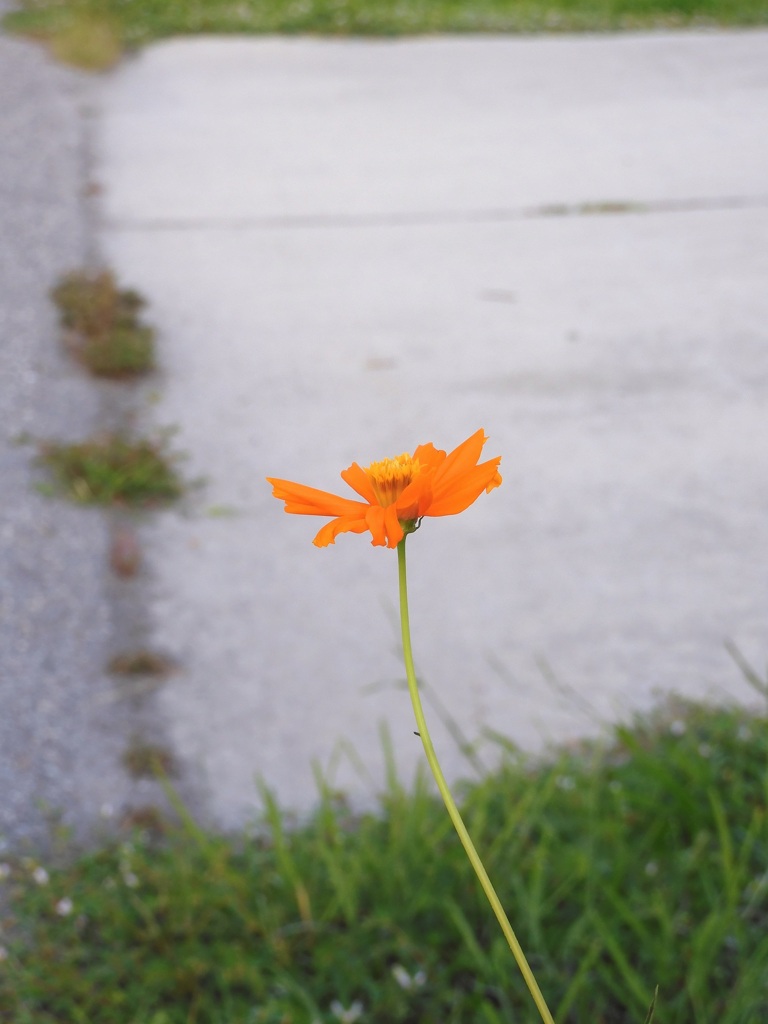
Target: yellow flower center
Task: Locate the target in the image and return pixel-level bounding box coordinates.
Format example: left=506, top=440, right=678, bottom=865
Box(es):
left=365, top=453, right=420, bottom=507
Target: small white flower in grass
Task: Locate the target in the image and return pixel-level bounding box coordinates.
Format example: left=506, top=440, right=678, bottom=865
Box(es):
left=556, top=775, right=575, bottom=791
left=744, top=872, right=768, bottom=901
left=737, top=724, right=752, bottom=741
left=670, top=720, right=686, bottom=737
left=330, top=999, right=364, bottom=1022
left=119, top=843, right=138, bottom=887
left=0, top=863, right=10, bottom=881
left=392, top=963, right=426, bottom=990
left=645, top=861, right=659, bottom=877
left=32, top=866, right=49, bottom=886
left=392, top=964, right=411, bottom=990
left=698, top=743, right=712, bottom=759
left=55, top=897, right=74, bottom=916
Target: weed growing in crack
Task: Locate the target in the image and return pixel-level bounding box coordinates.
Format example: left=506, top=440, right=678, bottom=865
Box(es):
left=38, top=434, right=183, bottom=506
left=52, top=270, right=155, bottom=378
left=119, top=805, right=169, bottom=837
left=122, top=740, right=177, bottom=780
left=108, top=651, right=175, bottom=676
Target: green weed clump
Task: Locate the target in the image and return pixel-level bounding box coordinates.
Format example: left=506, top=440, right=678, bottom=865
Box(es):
left=52, top=270, right=155, bottom=378
left=5, top=0, right=768, bottom=69
left=0, top=700, right=766, bottom=1023
left=39, top=434, right=183, bottom=506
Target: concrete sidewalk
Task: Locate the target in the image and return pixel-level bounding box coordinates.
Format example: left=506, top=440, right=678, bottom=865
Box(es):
left=95, top=32, right=768, bottom=830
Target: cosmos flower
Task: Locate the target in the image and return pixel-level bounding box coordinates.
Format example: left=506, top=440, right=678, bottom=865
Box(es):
left=268, top=429, right=501, bottom=548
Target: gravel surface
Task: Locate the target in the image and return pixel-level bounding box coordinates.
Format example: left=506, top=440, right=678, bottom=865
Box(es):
left=0, top=27, right=180, bottom=851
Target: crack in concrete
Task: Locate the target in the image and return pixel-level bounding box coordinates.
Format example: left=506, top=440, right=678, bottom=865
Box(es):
left=104, top=194, right=768, bottom=232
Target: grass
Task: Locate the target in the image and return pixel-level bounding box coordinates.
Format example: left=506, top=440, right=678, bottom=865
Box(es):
left=46, top=10, right=122, bottom=70
left=52, top=271, right=155, bottom=378
left=38, top=434, right=183, bottom=506
left=5, top=0, right=768, bottom=69
left=1, top=698, right=767, bottom=1023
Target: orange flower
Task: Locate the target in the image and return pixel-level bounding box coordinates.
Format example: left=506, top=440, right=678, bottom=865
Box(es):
left=267, top=429, right=502, bottom=548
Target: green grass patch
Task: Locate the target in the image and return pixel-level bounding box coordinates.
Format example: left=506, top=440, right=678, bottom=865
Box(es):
left=52, top=271, right=155, bottom=379
left=48, top=10, right=122, bottom=70
left=1, top=700, right=766, bottom=1022
left=5, top=0, right=768, bottom=69
left=38, top=434, right=184, bottom=506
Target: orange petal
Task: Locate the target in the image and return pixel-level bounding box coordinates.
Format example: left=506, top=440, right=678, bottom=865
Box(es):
left=365, top=505, right=388, bottom=546
left=486, top=467, right=503, bottom=493
left=412, top=442, right=446, bottom=470
left=267, top=477, right=369, bottom=518
left=426, top=458, right=502, bottom=517
left=340, top=462, right=378, bottom=504
left=313, top=516, right=370, bottom=547
left=395, top=473, right=431, bottom=520
left=383, top=504, right=405, bottom=548
left=429, top=430, right=490, bottom=505
left=392, top=449, right=441, bottom=519
left=432, top=430, right=487, bottom=490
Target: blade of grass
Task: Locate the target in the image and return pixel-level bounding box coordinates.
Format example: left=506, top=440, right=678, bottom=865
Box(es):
left=644, top=985, right=659, bottom=1024
left=589, top=908, right=656, bottom=1013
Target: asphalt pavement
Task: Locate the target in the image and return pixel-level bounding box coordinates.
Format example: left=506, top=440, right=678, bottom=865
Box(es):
left=0, top=23, right=183, bottom=850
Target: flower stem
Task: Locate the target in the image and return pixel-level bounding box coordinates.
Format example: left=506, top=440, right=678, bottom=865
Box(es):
left=397, top=537, right=556, bottom=1024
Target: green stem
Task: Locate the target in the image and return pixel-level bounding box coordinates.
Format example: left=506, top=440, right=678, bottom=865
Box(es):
left=397, top=537, right=556, bottom=1024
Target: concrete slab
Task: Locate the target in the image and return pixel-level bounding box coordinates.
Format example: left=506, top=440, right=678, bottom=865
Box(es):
left=95, top=32, right=768, bottom=829
left=101, top=33, right=768, bottom=220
